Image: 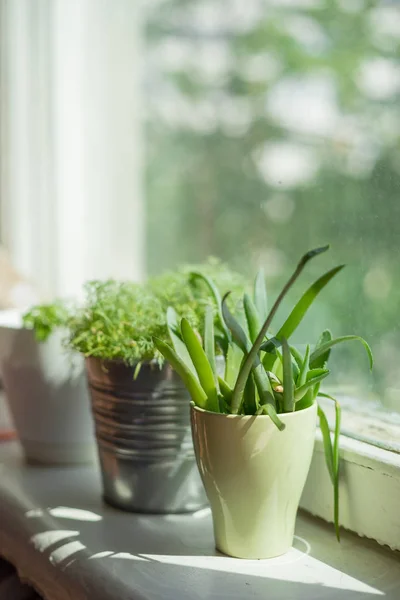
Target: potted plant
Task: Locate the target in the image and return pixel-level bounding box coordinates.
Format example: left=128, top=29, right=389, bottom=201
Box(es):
left=155, top=246, right=372, bottom=558
left=68, top=261, right=244, bottom=513
left=0, top=302, right=95, bottom=464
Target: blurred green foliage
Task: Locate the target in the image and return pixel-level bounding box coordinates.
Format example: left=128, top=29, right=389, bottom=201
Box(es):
left=144, top=0, right=400, bottom=407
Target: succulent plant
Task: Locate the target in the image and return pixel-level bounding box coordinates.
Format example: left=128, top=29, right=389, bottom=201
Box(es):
left=154, top=246, right=373, bottom=540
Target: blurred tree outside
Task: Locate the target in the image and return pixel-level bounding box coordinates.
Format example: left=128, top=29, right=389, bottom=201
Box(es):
left=144, top=0, right=400, bottom=410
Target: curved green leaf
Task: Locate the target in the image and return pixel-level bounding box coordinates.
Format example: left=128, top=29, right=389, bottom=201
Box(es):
left=231, top=246, right=330, bottom=415
left=297, top=344, right=310, bottom=387
left=153, top=337, right=207, bottom=409
left=310, top=336, right=373, bottom=371
left=282, top=338, right=294, bottom=412
left=222, top=293, right=250, bottom=354
left=260, top=267, right=344, bottom=355
left=224, top=343, right=243, bottom=388
left=181, top=318, right=219, bottom=413
left=204, top=306, right=217, bottom=383
left=318, top=392, right=342, bottom=542
left=218, top=376, right=233, bottom=400
left=190, top=271, right=230, bottom=340
left=312, top=330, right=332, bottom=368
left=318, top=404, right=334, bottom=483
left=295, top=370, right=330, bottom=401
left=166, top=307, right=196, bottom=375
left=244, top=293, right=261, bottom=343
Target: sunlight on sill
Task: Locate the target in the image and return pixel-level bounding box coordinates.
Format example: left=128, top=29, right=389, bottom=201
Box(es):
left=86, top=537, right=382, bottom=596
left=31, top=530, right=80, bottom=552
left=26, top=506, right=103, bottom=522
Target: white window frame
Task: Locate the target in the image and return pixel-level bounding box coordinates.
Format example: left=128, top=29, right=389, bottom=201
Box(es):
left=0, top=0, right=144, bottom=299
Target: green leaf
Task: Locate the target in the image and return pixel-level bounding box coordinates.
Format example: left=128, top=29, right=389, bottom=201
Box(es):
left=318, top=393, right=342, bottom=542
left=312, top=330, right=332, bottom=368
left=190, top=271, right=230, bottom=340
left=244, top=293, right=261, bottom=343
left=310, top=335, right=373, bottom=371
left=133, top=362, right=142, bottom=380
left=204, top=306, right=217, bottom=383
left=282, top=337, right=294, bottom=412
left=260, top=266, right=344, bottom=355
left=294, top=370, right=330, bottom=401
left=243, top=372, right=257, bottom=414
left=222, top=293, right=250, bottom=354
left=224, top=343, right=243, bottom=388
left=231, top=246, right=330, bottom=416
left=153, top=337, right=208, bottom=409
left=290, top=345, right=303, bottom=371
left=257, top=402, right=285, bottom=431
left=166, top=307, right=197, bottom=375
left=181, top=319, right=219, bottom=413
left=253, top=364, right=280, bottom=420
left=253, top=268, right=268, bottom=321
left=222, top=294, right=278, bottom=416
left=297, top=344, right=310, bottom=387
left=218, top=376, right=233, bottom=401
left=318, top=404, right=334, bottom=483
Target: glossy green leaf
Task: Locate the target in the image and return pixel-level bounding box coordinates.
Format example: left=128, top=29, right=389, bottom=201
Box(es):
left=257, top=402, right=285, bottom=431
left=253, top=268, right=268, bottom=321
left=224, top=343, right=243, bottom=388
left=222, top=293, right=250, bottom=354
left=312, top=330, right=332, bottom=368
left=260, top=266, right=344, bottom=355
left=244, top=293, right=261, bottom=343
left=153, top=337, right=207, bottom=409
left=204, top=306, right=217, bottom=383
left=318, top=393, right=342, bottom=542
left=222, top=294, right=277, bottom=415
left=318, top=404, right=334, bottom=483
left=218, top=376, right=233, bottom=401
left=290, top=345, right=303, bottom=371
left=166, top=307, right=196, bottom=375
left=310, top=335, right=373, bottom=371
left=133, top=362, right=142, bottom=380
left=294, top=370, right=330, bottom=401
left=253, top=364, right=279, bottom=418
left=243, top=372, right=257, bottom=414
left=181, top=318, right=219, bottom=413
left=289, top=346, right=302, bottom=368
left=297, top=344, right=310, bottom=387
left=231, top=246, right=330, bottom=416
left=282, top=338, right=294, bottom=412
left=190, top=271, right=230, bottom=340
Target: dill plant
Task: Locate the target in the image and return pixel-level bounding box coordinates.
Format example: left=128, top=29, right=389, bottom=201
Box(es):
left=68, top=259, right=245, bottom=366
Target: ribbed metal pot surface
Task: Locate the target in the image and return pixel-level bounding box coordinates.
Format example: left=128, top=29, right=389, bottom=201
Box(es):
left=86, top=357, right=207, bottom=513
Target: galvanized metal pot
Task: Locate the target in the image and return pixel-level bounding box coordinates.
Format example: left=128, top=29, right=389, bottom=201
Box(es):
left=86, top=357, right=208, bottom=513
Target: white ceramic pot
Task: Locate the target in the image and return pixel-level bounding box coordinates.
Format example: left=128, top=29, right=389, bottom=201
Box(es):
left=0, top=313, right=95, bottom=464
left=191, top=402, right=317, bottom=559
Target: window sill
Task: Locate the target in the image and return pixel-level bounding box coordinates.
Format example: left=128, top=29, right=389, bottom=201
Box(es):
left=301, top=431, right=400, bottom=552
left=1, top=441, right=400, bottom=599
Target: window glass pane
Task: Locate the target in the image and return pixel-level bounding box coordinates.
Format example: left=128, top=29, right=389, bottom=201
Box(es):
left=145, top=0, right=400, bottom=434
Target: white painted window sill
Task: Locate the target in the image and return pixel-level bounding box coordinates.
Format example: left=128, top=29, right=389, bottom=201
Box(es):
left=301, top=431, right=400, bottom=552
left=0, top=441, right=400, bottom=600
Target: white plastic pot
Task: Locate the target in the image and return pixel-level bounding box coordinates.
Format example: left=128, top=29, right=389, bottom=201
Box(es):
left=0, top=311, right=95, bottom=464
left=191, top=402, right=317, bottom=559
